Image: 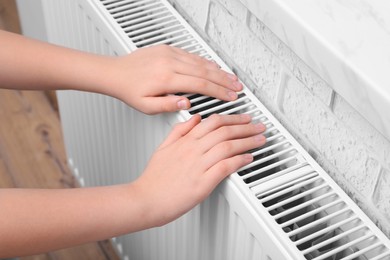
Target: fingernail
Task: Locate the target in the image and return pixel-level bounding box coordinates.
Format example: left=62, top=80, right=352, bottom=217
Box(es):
left=177, top=99, right=188, bottom=110
left=243, top=154, right=253, bottom=163
left=254, top=134, right=266, bottom=143
left=227, top=91, right=238, bottom=100
left=233, top=81, right=243, bottom=91
left=254, top=123, right=266, bottom=132
left=227, top=73, right=238, bottom=81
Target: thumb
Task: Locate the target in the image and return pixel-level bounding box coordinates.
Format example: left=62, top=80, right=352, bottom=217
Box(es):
left=144, top=96, right=191, bottom=114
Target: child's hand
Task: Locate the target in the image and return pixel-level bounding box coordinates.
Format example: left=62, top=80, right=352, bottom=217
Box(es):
left=104, top=45, right=242, bottom=114
left=1, top=31, right=242, bottom=115
left=132, top=114, right=266, bottom=227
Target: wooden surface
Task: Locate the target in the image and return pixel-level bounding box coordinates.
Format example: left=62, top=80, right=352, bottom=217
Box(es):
left=0, top=1, right=119, bottom=259
left=0, top=0, right=20, bottom=33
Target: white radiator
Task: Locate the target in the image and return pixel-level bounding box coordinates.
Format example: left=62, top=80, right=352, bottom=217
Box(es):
left=41, top=0, right=390, bottom=259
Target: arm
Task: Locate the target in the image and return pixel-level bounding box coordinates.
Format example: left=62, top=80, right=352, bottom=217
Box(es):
left=0, top=114, right=266, bottom=257
left=0, top=30, right=242, bottom=114
left=0, top=30, right=264, bottom=257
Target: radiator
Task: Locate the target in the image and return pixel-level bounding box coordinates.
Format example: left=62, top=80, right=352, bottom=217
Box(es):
left=41, top=0, right=390, bottom=259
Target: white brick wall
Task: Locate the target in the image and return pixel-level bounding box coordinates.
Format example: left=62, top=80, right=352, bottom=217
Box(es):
left=170, top=0, right=390, bottom=237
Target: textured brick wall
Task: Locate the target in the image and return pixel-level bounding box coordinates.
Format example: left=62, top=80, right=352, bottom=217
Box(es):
left=169, top=0, right=390, bottom=236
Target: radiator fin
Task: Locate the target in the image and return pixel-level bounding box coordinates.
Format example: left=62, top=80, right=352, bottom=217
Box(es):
left=101, top=0, right=192, bottom=48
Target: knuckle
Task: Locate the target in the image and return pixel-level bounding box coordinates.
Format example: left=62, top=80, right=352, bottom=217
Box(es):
left=209, top=114, right=223, bottom=126
left=194, top=56, right=205, bottom=65
left=160, top=104, right=171, bottom=113
left=220, top=141, right=233, bottom=152
left=155, top=70, right=173, bottom=84
left=188, top=146, right=199, bottom=156
left=218, top=126, right=231, bottom=138
left=156, top=74, right=171, bottom=85
left=216, top=160, right=231, bottom=175
left=196, top=79, right=209, bottom=89
left=209, top=113, right=222, bottom=121
left=157, top=57, right=173, bottom=68
left=199, top=68, right=209, bottom=78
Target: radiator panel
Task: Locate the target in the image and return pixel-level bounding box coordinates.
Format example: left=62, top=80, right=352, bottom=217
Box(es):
left=41, top=0, right=390, bottom=259
left=42, top=1, right=282, bottom=259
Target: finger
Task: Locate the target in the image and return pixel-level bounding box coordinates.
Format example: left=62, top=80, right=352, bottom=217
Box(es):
left=168, top=74, right=241, bottom=102
left=159, top=114, right=201, bottom=148
left=173, top=51, right=218, bottom=69
left=202, top=134, right=266, bottom=168
left=170, top=46, right=210, bottom=64
left=202, top=153, right=254, bottom=191
left=174, top=62, right=241, bottom=92
left=169, top=46, right=229, bottom=73
left=199, top=122, right=266, bottom=153
left=141, top=96, right=191, bottom=115
left=189, top=114, right=252, bottom=139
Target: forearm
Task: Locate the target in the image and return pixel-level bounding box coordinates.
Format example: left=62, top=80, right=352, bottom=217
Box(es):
left=0, top=114, right=265, bottom=258
left=0, top=183, right=150, bottom=257
left=1, top=30, right=243, bottom=114
left=0, top=30, right=111, bottom=94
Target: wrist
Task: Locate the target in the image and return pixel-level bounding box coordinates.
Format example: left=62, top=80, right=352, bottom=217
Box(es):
left=65, top=53, right=118, bottom=95
left=119, top=181, right=158, bottom=231
left=128, top=178, right=170, bottom=229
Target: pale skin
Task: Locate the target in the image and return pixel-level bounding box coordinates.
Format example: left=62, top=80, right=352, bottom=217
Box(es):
left=0, top=30, right=266, bottom=257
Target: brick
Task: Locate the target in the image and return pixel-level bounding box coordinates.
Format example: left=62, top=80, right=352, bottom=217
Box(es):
left=333, top=93, right=390, bottom=168
left=353, top=196, right=390, bottom=238
left=214, top=0, right=247, bottom=21
left=206, top=2, right=281, bottom=104
left=372, top=167, right=390, bottom=228
left=169, top=0, right=210, bottom=30
left=247, top=12, right=281, bottom=55
left=248, top=13, right=333, bottom=107
left=281, top=76, right=380, bottom=198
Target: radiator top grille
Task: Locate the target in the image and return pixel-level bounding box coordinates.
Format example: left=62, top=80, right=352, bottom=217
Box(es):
left=98, top=0, right=390, bottom=259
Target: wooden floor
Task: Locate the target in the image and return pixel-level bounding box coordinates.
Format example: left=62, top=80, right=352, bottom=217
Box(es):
left=0, top=1, right=119, bottom=259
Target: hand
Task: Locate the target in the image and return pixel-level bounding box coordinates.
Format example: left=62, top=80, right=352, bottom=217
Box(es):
left=132, top=114, right=266, bottom=227
left=0, top=31, right=241, bottom=114
left=105, top=45, right=243, bottom=114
